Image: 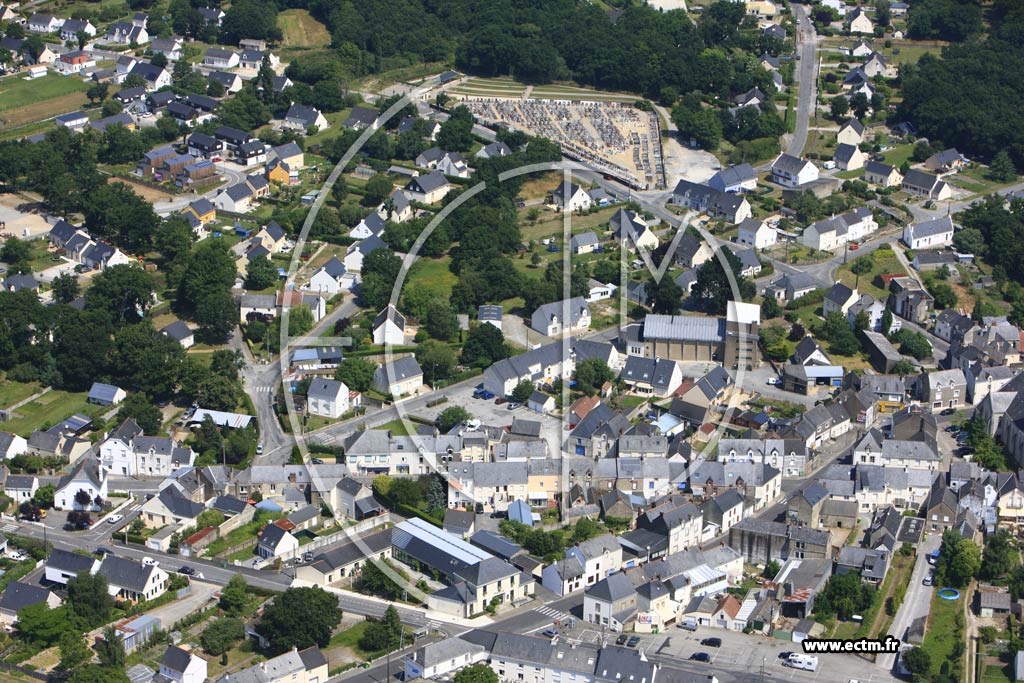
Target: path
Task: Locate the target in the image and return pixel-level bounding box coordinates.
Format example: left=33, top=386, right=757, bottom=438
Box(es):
left=6, top=386, right=50, bottom=411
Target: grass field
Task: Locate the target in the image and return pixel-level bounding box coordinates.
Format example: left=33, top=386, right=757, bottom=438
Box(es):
left=278, top=9, right=331, bottom=49
left=0, top=74, right=90, bottom=113
left=376, top=419, right=413, bottom=436
left=920, top=589, right=963, bottom=679
left=519, top=206, right=619, bottom=242
left=881, top=144, right=916, bottom=169
left=3, top=389, right=106, bottom=437
left=835, top=246, right=906, bottom=301
left=0, top=381, right=42, bottom=409
left=405, top=257, right=457, bottom=299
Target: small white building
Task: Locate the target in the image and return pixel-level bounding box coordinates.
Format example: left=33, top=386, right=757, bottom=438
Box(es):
left=902, top=216, right=955, bottom=250
left=158, top=646, right=207, bottom=683
left=736, top=218, right=777, bottom=249
left=770, top=154, right=819, bottom=187
left=306, top=378, right=350, bottom=419
left=550, top=181, right=592, bottom=212
left=372, top=305, right=406, bottom=346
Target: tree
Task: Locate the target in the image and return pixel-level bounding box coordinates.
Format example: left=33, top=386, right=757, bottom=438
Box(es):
left=935, top=529, right=981, bottom=588
left=689, top=247, right=755, bottom=314
left=95, top=627, right=125, bottom=669
left=454, top=665, right=498, bottom=683
left=257, top=587, right=342, bottom=652
left=830, top=96, right=850, bottom=121
left=990, top=150, right=1017, bottom=182
left=388, top=478, right=422, bottom=508
left=32, top=484, right=54, bottom=509
left=86, top=265, right=155, bottom=326
left=51, top=273, right=80, bottom=304
left=425, top=300, right=458, bottom=340
left=112, top=322, right=184, bottom=396
left=195, top=289, right=238, bottom=342
left=763, top=560, right=780, bottom=578
left=67, top=569, right=114, bottom=627
left=436, top=106, right=475, bottom=152
left=821, top=311, right=860, bottom=356
left=761, top=296, right=782, bottom=320
left=461, top=324, right=509, bottom=368
left=58, top=632, right=92, bottom=673
left=416, top=340, right=456, bottom=386
left=759, top=322, right=790, bottom=361
left=116, top=392, right=162, bottom=435
left=356, top=559, right=401, bottom=599
left=574, top=358, right=614, bottom=396
left=511, top=380, right=534, bottom=404
left=875, top=0, right=891, bottom=27
left=372, top=475, right=393, bottom=499
left=980, top=529, right=1015, bottom=581
left=649, top=276, right=683, bottom=314
left=931, top=282, right=957, bottom=309
left=219, top=573, right=248, bottom=618
left=903, top=647, right=931, bottom=679
left=880, top=307, right=893, bottom=335
left=892, top=329, right=932, bottom=360
left=437, top=406, right=471, bottom=432
left=179, top=240, right=236, bottom=312
left=246, top=254, right=278, bottom=290
left=201, top=617, right=245, bottom=655
left=813, top=571, right=875, bottom=620
left=892, top=359, right=917, bottom=375
left=363, top=175, right=395, bottom=207
left=72, top=666, right=130, bottom=683
left=16, top=604, right=74, bottom=647
left=424, top=474, right=447, bottom=512
left=0, top=237, right=31, bottom=271
left=335, top=358, right=376, bottom=392
left=849, top=92, right=870, bottom=120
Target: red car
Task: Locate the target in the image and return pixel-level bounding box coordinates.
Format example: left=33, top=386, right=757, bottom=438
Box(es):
left=849, top=243, right=860, bottom=250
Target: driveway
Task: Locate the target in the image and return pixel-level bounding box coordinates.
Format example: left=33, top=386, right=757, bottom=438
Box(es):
left=878, top=533, right=941, bottom=671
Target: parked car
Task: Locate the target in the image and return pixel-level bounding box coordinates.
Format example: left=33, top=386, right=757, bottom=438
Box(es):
left=542, top=629, right=559, bottom=639
left=495, top=397, right=507, bottom=405
left=178, top=566, right=196, bottom=576
left=507, top=403, right=521, bottom=410
left=701, top=638, right=722, bottom=648
left=311, top=458, right=324, bottom=465
left=849, top=243, right=859, bottom=250
left=626, top=636, right=640, bottom=648
left=941, top=407, right=957, bottom=416
left=106, top=514, right=124, bottom=524
left=615, top=635, right=628, bottom=645
left=481, top=391, right=495, bottom=400
left=923, top=573, right=933, bottom=586
left=94, top=547, right=114, bottom=556
left=689, top=653, right=711, bottom=663
left=256, top=442, right=264, bottom=455
left=142, top=556, right=159, bottom=567
left=678, top=619, right=698, bottom=631
left=766, top=377, right=781, bottom=386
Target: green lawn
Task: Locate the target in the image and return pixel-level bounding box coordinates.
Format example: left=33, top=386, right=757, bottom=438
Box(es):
left=0, top=74, right=89, bottom=113
left=3, top=390, right=106, bottom=437
left=920, top=589, right=964, bottom=679
left=881, top=144, right=916, bottom=169
left=405, top=256, right=457, bottom=299
left=327, top=622, right=416, bottom=659
left=835, top=247, right=907, bottom=301
left=0, top=380, right=42, bottom=409
left=277, top=9, right=331, bottom=49
left=376, top=419, right=414, bottom=436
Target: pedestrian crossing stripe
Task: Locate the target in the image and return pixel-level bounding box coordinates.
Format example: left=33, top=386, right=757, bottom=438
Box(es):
left=0, top=524, right=18, bottom=533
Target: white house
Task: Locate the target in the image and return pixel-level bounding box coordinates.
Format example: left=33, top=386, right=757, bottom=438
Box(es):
left=44, top=548, right=100, bottom=586
left=203, top=48, right=239, bottom=69
left=213, top=183, right=255, bottom=213
left=99, top=418, right=196, bottom=478
left=550, top=181, right=592, bottom=212
left=54, top=459, right=107, bottom=511
left=837, top=118, right=865, bottom=146
left=371, top=356, right=424, bottom=397
left=60, top=19, right=96, bottom=42
left=403, top=172, right=450, bottom=204
left=770, top=154, right=819, bottom=187
left=0, top=432, right=29, bottom=461
left=902, top=216, right=955, bottom=250
left=847, top=7, right=874, bottom=34
left=736, top=218, right=776, bottom=249
left=349, top=212, right=386, bottom=240
left=343, top=234, right=386, bottom=274
left=98, top=555, right=168, bottom=602
left=27, top=13, right=62, bottom=34
left=282, top=103, right=329, bottom=133
left=708, top=164, right=757, bottom=193
left=4, top=475, right=37, bottom=502
left=158, top=646, right=207, bottom=683
left=308, top=257, right=347, bottom=296
left=372, top=305, right=406, bottom=346
left=257, top=523, right=300, bottom=559
left=530, top=297, right=591, bottom=337
left=306, top=378, right=350, bottom=419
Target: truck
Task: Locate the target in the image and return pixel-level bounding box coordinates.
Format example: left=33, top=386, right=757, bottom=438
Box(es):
left=785, top=654, right=818, bottom=671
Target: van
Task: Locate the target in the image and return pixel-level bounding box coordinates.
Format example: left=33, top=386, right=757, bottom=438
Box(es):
left=678, top=618, right=698, bottom=631
left=786, top=654, right=818, bottom=671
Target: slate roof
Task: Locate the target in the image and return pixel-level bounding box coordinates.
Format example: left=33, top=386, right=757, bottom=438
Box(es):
left=98, top=556, right=158, bottom=592
left=586, top=571, right=635, bottom=603
left=0, top=582, right=53, bottom=614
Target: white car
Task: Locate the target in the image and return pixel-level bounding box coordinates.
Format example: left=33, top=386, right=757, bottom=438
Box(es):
left=106, top=514, right=124, bottom=524
left=7, top=552, right=27, bottom=562
left=766, top=377, right=781, bottom=386
left=142, top=556, right=159, bottom=567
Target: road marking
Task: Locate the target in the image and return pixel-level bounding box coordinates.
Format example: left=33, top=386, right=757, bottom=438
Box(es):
left=534, top=605, right=572, bottom=622
left=0, top=524, right=18, bottom=533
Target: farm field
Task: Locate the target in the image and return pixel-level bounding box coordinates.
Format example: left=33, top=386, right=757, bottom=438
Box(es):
left=0, top=73, right=90, bottom=113
left=278, top=9, right=331, bottom=49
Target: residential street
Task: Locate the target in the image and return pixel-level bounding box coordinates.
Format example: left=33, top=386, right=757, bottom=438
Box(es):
left=877, top=533, right=941, bottom=671
left=786, top=4, right=818, bottom=158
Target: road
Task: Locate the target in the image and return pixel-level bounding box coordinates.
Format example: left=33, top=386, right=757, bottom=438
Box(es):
left=787, top=5, right=819, bottom=158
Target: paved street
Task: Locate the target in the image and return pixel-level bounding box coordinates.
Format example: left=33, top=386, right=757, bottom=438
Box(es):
left=786, top=4, right=819, bottom=158
left=878, top=532, right=941, bottom=671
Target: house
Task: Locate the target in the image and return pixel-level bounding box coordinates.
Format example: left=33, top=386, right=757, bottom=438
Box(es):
left=763, top=272, right=819, bottom=303
left=0, top=582, right=61, bottom=624
left=343, top=106, right=379, bottom=131
left=770, top=154, right=819, bottom=187
left=239, top=48, right=277, bottom=70
left=542, top=534, right=622, bottom=595
left=372, top=305, right=406, bottom=346
left=140, top=484, right=204, bottom=528
left=270, top=142, right=305, bottom=170
left=443, top=509, right=475, bottom=538
left=823, top=283, right=860, bottom=317
left=106, top=22, right=149, bottom=45
left=836, top=547, right=890, bottom=585
left=708, top=164, right=757, bottom=193
left=902, top=169, right=952, bottom=200
left=583, top=571, right=637, bottom=631
left=550, top=181, right=593, bottom=212
left=187, top=133, right=223, bottom=159
left=530, top=297, right=591, bottom=337
left=343, top=234, right=386, bottom=273
left=100, top=418, right=195, bottom=477
left=2, top=273, right=37, bottom=293
left=736, top=218, right=776, bottom=249
left=203, top=48, right=238, bottom=69
left=527, top=391, right=555, bottom=414
left=727, top=519, right=832, bottom=565
left=45, top=548, right=100, bottom=585
left=978, top=590, right=1012, bottom=619
left=27, top=13, right=62, bottom=33
left=847, top=294, right=888, bottom=332
left=150, top=37, right=183, bottom=61
left=404, top=171, right=450, bottom=204
left=689, top=461, right=782, bottom=511
left=673, top=233, right=715, bottom=269
left=610, top=209, right=660, bottom=250
left=56, top=50, right=93, bottom=75
left=56, top=111, right=89, bottom=131
left=702, top=489, right=746, bottom=536
left=306, top=378, right=350, bottom=419
left=283, top=103, right=328, bottom=133
left=98, top=555, right=168, bottom=602
left=799, top=208, right=877, bottom=252
left=158, top=646, right=207, bottom=683
left=128, top=62, right=169, bottom=90
left=620, top=356, right=683, bottom=398
left=197, top=7, right=224, bottom=24
left=888, top=276, right=934, bottom=324
left=861, top=330, right=903, bottom=373
left=87, top=382, right=126, bottom=407
left=479, top=305, right=503, bottom=330
left=476, top=141, right=511, bottom=159
left=257, top=522, right=299, bottom=559
left=847, top=7, right=874, bottom=33
left=834, top=143, right=866, bottom=171
left=330, top=477, right=381, bottom=521
left=377, top=188, right=412, bottom=224
left=670, top=180, right=752, bottom=223
left=734, top=87, right=766, bottom=108
left=214, top=183, right=255, bottom=213
left=308, top=257, right=348, bottom=296
left=925, top=149, right=966, bottom=174
left=918, top=369, right=967, bottom=412
left=863, top=52, right=897, bottom=79
left=570, top=231, right=601, bottom=255
left=349, top=211, right=386, bottom=240
left=902, top=216, right=955, bottom=250
left=864, top=160, right=903, bottom=187
left=838, top=119, right=865, bottom=147
left=371, top=356, right=424, bottom=397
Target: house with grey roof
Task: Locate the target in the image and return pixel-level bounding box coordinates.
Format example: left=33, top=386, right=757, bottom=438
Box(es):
left=98, top=555, right=169, bottom=602
left=763, top=272, right=819, bottom=303
left=140, top=483, right=204, bottom=528
left=902, top=215, right=955, bottom=249
left=901, top=170, right=951, bottom=201
left=583, top=571, right=637, bottom=631
left=530, top=297, right=591, bottom=337
left=836, top=546, right=890, bottom=584
left=0, top=582, right=61, bottom=624
left=371, top=355, right=423, bottom=397
left=708, top=163, right=757, bottom=193
left=770, top=153, right=819, bottom=187
left=306, top=378, right=350, bottom=419
left=404, top=170, right=451, bottom=204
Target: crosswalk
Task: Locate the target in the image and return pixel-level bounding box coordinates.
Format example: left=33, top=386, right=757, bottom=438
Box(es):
left=0, top=523, right=18, bottom=533
left=312, top=433, right=336, bottom=445
left=254, top=386, right=276, bottom=393
left=534, top=605, right=572, bottom=623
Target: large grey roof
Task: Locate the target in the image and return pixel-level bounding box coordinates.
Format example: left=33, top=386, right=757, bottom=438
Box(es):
left=98, top=556, right=158, bottom=592
left=642, top=314, right=725, bottom=343
left=586, top=571, right=635, bottom=603
left=0, top=582, right=53, bottom=615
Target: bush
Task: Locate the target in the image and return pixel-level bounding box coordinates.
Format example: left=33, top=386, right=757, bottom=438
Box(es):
left=200, top=618, right=244, bottom=655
